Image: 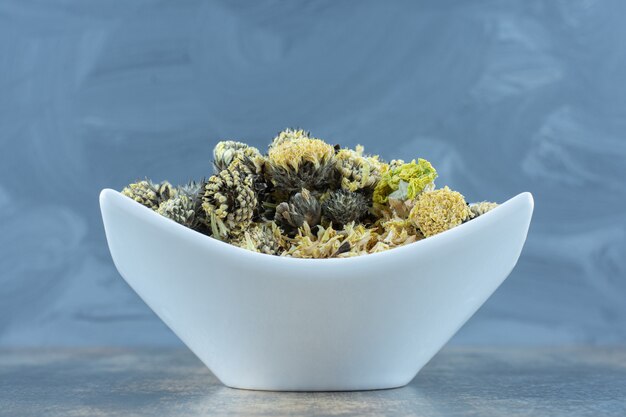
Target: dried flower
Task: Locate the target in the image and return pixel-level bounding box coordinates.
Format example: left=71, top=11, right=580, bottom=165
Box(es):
left=339, top=223, right=378, bottom=256
left=213, top=141, right=264, bottom=175
left=274, top=189, right=321, bottom=234
left=409, top=186, right=471, bottom=237
left=225, top=159, right=273, bottom=221
left=156, top=181, right=175, bottom=201
left=379, top=218, right=422, bottom=247
left=122, top=179, right=175, bottom=210
left=270, top=128, right=310, bottom=148
left=202, top=168, right=257, bottom=239
left=231, top=222, right=285, bottom=255
left=383, top=196, right=416, bottom=220
left=335, top=145, right=386, bottom=192
left=373, top=159, right=437, bottom=205
left=267, top=136, right=338, bottom=194
left=176, top=179, right=211, bottom=229
left=177, top=180, right=205, bottom=212
left=177, top=180, right=203, bottom=199
left=157, top=195, right=197, bottom=228
left=322, top=189, right=370, bottom=227
left=121, top=127, right=500, bottom=259
left=469, top=201, right=499, bottom=218
left=284, top=222, right=377, bottom=258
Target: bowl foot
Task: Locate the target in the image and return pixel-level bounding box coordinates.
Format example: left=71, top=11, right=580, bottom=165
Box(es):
left=222, top=380, right=412, bottom=392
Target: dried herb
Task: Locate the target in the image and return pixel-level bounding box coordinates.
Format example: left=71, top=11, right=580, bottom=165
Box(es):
left=122, top=128, right=499, bottom=257
left=275, top=189, right=321, bottom=235
left=202, top=167, right=257, bottom=239
left=409, top=186, right=471, bottom=237
left=122, top=179, right=174, bottom=210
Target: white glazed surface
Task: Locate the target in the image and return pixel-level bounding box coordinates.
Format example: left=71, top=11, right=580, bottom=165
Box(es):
left=100, top=189, right=533, bottom=391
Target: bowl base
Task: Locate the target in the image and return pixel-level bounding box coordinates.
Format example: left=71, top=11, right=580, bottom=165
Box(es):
left=222, top=380, right=412, bottom=392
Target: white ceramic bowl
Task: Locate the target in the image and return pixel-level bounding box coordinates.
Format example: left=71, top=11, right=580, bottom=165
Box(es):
left=100, top=189, right=533, bottom=391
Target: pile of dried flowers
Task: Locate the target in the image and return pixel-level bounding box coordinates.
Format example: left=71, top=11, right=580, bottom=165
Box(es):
left=122, top=128, right=498, bottom=258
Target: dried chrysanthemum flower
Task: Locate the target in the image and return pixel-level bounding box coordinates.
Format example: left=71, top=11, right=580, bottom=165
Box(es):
left=270, top=128, right=310, bottom=148
left=373, top=159, right=437, bottom=205
left=179, top=179, right=207, bottom=213
left=231, top=222, right=285, bottom=255
left=228, top=158, right=274, bottom=222
left=122, top=179, right=175, bottom=210
left=121, top=127, right=501, bottom=259
left=175, top=180, right=209, bottom=227
left=409, top=186, right=471, bottom=237
left=284, top=222, right=377, bottom=258
left=267, top=136, right=338, bottom=195
left=284, top=223, right=340, bottom=258
left=339, top=222, right=379, bottom=256
left=202, top=168, right=257, bottom=239
left=213, top=140, right=265, bottom=175
left=469, top=201, right=499, bottom=218
left=335, top=145, right=386, bottom=192
left=377, top=218, right=422, bottom=248
left=274, top=188, right=321, bottom=235
left=157, top=195, right=197, bottom=228
left=322, top=189, right=370, bottom=227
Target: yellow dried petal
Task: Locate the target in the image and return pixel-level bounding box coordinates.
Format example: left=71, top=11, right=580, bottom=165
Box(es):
left=409, top=186, right=471, bottom=237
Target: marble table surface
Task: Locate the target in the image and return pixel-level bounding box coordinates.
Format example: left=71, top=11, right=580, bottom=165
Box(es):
left=1, top=347, right=624, bottom=417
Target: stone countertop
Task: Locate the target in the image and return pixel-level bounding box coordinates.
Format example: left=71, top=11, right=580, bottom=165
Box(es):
left=1, top=347, right=624, bottom=417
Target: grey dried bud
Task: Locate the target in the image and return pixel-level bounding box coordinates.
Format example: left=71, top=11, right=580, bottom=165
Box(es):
left=274, top=189, right=321, bottom=234
left=157, top=195, right=197, bottom=228
left=177, top=180, right=203, bottom=199
left=177, top=180, right=208, bottom=227
left=322, top=189, right=370, bottom=227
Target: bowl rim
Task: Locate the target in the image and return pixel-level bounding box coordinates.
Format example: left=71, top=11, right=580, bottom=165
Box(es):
left=100, top=188, right=533, bottom=266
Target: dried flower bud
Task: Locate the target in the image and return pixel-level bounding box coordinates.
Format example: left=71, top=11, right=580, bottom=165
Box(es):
left=213, top=141, right=264, bottom=174
left=274, top=189, right=321, bottom=234
left=335, top=145, right=386, bottom=192
left=176, top=180, right=209, bottom=227
left=157, top=195, right=197, bottom=228
left=228, top=159, right=273, bottom=221
left=373, top=159, right=437, bottom=205
left=469, top=201, right=499, bottom=218
left=232, top=222, right=285, bottom=255
left=202, top=168, right=257, bottom=239
left=156, top=181, right=175, bottom=201
left=267, top=136, right=338, bottom=194
left=177, top=180, right=203, bottom=199
left=322, top=189, right=370, bottom=227
left=122, top=179, right=175, bottom=210
left=409, top=186, right=471, bottom=237
left=270, top=128, right=310, bottom=148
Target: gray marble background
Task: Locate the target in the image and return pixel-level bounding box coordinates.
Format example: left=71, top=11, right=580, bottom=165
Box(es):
left=1, top=0, right=625, bottom=347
